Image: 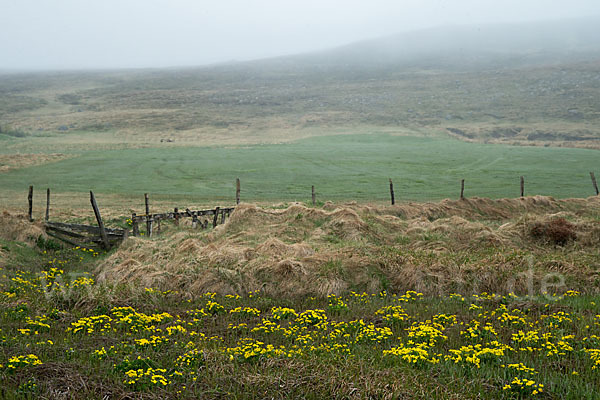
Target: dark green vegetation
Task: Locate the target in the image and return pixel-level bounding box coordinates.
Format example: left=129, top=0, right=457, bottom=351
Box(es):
left=0, top=134, right=598, bottom=202
left=0, top=124, right=26, bottom=138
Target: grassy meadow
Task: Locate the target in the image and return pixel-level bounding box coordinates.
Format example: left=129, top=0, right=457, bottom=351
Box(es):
left=2, top=192, right=600, bottom=398
left=1, top=41, right=600, bottom=399
left=1, top=56, right=599, bottom=211
left=1, top=246, right=600, bottom=399
left=0, top=134, right=599, bottom=208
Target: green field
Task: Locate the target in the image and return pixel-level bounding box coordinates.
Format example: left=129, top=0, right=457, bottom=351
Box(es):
left=0, top=133, right=598, bottom=203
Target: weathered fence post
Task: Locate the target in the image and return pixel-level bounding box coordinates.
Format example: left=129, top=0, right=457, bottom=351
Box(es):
left=312, top=185, right=316, bottom=206
left=28, top=186, right=33, bottom=222
left=236, top=178, right=241, bottom=205
left=220, top=209, right=226, bottom=224
left=591, top=172, right=599, bottom=196
left=460, top=179, right=465, bottom=200
left=132, top=213, right=140, bottom=236
left=45, top=188, right=50, bottom=222
left=144, top=193, right=153, bottom=237
left=174, top=207, right=179, bottom=226
left=90, top=191, right=110, bottom=250
left=389, top=179, right=395, bottom=205
left=213, top=207, right=220, bottom=228
left=520, top=176, right=525, bottom=198
left=192, top=213, right=198, bottom=229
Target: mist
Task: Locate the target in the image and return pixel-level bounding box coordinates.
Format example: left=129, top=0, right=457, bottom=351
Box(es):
left=1, top=0, right=599, bottom=70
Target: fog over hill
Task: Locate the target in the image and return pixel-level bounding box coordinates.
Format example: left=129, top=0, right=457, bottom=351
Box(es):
left=255, top=17, right=600, bottom=71
left=2, top=16, right=600, bottom=75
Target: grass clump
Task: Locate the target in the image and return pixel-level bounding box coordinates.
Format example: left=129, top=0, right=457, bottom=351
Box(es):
left=530, top=217, right=577, bottom=245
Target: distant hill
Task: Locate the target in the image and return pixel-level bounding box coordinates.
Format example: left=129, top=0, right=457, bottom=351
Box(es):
left=1, top=17, right=600, bottom=151
left=267, top=17, right=600, bottom=71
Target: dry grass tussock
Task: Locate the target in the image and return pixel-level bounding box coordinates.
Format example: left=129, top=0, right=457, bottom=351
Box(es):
left=0, top=211, right=46, bottom=244
left=96, top=196, right=600, bottom=297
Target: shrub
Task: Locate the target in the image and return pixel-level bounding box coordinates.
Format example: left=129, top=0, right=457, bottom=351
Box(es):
left=0, top=124, right=27, bottom=137
left=530, top=218, right=576, bottom=245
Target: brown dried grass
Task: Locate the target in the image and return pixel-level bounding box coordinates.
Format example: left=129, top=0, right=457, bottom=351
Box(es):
left=22, top=362, right=136, bottom=400
left=530, top=217, right=577, bottom=245
left=0, top=211, right=46, bottom=244
left=96, top=196, right=600, bottom=297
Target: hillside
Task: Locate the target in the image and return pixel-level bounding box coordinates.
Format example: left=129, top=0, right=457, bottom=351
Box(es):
left=293, top=17, right=600, bottom=69
left=1, top=17, right=599, bottom=154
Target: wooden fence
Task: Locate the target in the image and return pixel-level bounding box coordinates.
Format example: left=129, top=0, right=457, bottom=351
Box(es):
left=28, top=187, right=235, bottom=249
left=45, top=221, right=127, bottom=249
left=42, top=191, right=127, bottom=250
left=26, top=171, right=599, bottom=248
left=131, top=206, right=235, bottom=237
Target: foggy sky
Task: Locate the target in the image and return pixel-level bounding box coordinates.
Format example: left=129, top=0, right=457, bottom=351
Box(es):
left=1, top=0, right=599, bottom=70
